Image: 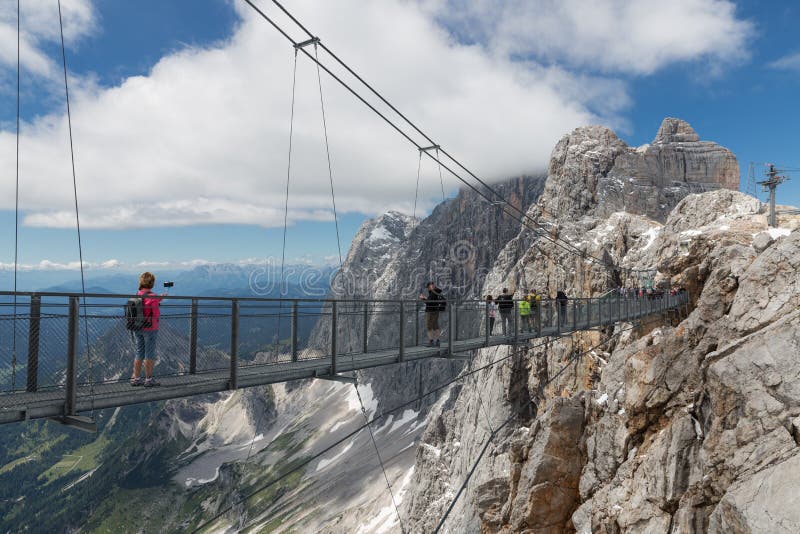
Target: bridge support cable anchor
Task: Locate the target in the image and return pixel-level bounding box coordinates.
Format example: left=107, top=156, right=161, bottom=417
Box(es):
left=48, top=415, right=97, bottom=433
left=293, top=36, right=320, bottom=50
left=315, top=373, right=356, bottom=385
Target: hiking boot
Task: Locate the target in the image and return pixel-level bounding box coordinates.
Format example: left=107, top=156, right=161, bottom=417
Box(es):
left=143, top=378, right=160, bottom=387
left=130, top=377, right=143, bottom=387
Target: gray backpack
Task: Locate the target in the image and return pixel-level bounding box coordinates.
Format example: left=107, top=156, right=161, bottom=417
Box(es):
left=125, top=297, right=151, bottom=331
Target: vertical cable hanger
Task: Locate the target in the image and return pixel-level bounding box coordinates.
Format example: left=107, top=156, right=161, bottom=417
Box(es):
left=313, top=42, right=343, bottom=268
left=305, top=35, right=407, bottom=532
left=57, top=0, right=95, bottom=415
left=412, top=149, right=423, bottom=223
left=274, top=47, right=299, bottom=349
left=245, top=47, right=300, bottom=465
left=11, top=0, right=21, bottom=392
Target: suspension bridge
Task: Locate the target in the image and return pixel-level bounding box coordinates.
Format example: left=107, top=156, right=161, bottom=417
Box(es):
left=0, top=1, right=703, bottom=531
left=0, top=290, right=688, bottom=428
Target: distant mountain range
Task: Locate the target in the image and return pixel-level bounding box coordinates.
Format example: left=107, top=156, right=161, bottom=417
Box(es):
left=1, top=263, right=336, bottom=299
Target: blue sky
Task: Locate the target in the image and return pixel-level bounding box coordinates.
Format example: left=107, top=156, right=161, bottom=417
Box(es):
left=0, top=0, right=798, bottom=273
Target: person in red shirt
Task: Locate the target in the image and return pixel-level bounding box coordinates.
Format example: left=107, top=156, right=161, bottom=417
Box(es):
left=130, top=272, right=164, bottom=387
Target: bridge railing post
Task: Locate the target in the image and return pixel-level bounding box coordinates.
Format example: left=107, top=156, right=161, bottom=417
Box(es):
left=65, top=296, right=79, bottom=416
left=229, top=300, right=239, bottom=390
left=331, top=301, right=338, bottom=375
left=415, top=300, right=420, bottom=347
left=483, top=300, right=491, bottom=347
left=362, top=301, right=369, bottom=354
left=291, top=300, right=299, bottom=362
left=587, top=299, right=592, bottom=329
left=572, top=300, right=577, bottom=332
left=536, top=300, right=543, bottom=337
left=514, top=300, right=519, bottom=344
left=556, top=300, right=561, bottom=336
left=448, top=300, right=454, bottom=356
left=26, top=295, right=41, bottom=392
left=189, top=299, right=198, bottom=374
left=398, top=301, right=405, bottom=363
left=454, top=300, right=459, bottom=343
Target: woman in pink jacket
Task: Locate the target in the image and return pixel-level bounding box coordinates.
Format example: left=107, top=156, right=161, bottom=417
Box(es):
left=130, top=272, right=163, bottom=387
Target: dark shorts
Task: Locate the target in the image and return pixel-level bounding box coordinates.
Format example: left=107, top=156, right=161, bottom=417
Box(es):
left=426, top=311, right=440, bottom=330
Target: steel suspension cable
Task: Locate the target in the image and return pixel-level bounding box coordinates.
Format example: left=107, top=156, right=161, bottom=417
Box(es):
left=193, top=293, right=684, bottom=532
left=314, top=43, right=344, bottom=268
left=250, top=0, right=650, bottom=276
left=412, top=150, right=422, bottom=223
left=11, top=0, right=20, bottom=391
left=57, top=0, right=95, bottom=413
left=268, top=0, right=609, bottom=262
left=279, top=49, right=298, bottom=300
left=433, top=327, right=631, bottom=532
left=314, top=40, right=405, bottom=531
left=436, top=147, right=445, bottom=204
left=195, top=332, right=566, bottom=533
left=244, top=48, right=300, bottom=467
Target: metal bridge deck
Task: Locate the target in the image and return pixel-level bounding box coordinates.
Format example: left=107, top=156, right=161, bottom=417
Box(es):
left=0, top=291, right=688, bottom=425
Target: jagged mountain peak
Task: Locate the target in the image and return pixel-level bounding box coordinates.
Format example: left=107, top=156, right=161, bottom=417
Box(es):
left=653, top=117, right=700, bottom=144
left=541, top=117, right=739, bottom=223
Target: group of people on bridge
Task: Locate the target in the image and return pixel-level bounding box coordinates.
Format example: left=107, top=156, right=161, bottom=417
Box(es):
left=420, top=282, right=571, bottom=346
left=485, top=288, right=570, bottom=335
left=618, top=286, right=687, bottom=300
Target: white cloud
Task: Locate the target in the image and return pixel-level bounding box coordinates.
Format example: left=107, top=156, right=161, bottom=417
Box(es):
left=432, top=0, right=753, bottom=75
left=0, top=0, right=96, bottom=79
left=0, top=257, right=276, bottom=271
left=768, top=51, right=800, bottom=72
left=0, top=258, right=119, bottom=271
left=0, top=0, right=751, bottom=229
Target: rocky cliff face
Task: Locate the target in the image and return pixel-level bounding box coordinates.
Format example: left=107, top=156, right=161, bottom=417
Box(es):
left=313, top=174, right=547, bottom=415
left=400, top=119, right=800, bottom=533
left=544, top=118, right=739, bottom=223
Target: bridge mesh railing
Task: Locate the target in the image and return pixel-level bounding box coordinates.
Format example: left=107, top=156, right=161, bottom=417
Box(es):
left=0, top=291, right=689, bottom=396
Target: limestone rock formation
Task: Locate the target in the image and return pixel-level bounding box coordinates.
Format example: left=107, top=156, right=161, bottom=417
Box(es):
left=313, top=174, right=547, bottom=415
left=400, top=118, right=800, bottom=534
left=653, top=117, right=701, bottom=144
left=544, top=118, right=740, bottom=223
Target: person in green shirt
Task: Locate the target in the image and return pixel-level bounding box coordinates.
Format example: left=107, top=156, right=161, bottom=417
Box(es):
left=519, top=295, right=532, bottom=333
